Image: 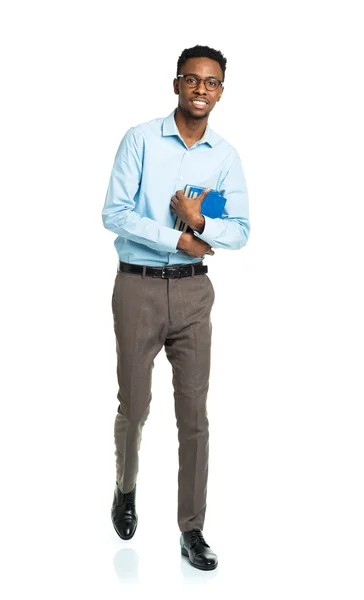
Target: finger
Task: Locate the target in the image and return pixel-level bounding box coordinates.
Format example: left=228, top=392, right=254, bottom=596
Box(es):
left=199, top=187, right=211, bottom=200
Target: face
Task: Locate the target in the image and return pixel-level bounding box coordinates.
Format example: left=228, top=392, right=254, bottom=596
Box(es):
left=173, top=57, right=224, bottom=120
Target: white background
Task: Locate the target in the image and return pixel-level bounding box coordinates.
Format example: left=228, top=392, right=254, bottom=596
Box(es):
left=1, top=0, right=363, bottom=598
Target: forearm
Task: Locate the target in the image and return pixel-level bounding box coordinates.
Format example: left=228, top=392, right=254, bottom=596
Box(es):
left=189, top=214, right=205, bottom=234
left=102, top=208, right=182, bottom=254
left=192, top=214, right=250, bottom=250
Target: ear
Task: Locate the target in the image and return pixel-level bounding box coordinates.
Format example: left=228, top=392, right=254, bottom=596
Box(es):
left=173, top=78, right=179, bottom=95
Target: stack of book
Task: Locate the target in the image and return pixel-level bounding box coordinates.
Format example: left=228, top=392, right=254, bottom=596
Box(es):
left=173, top=184, right=226, bottom=233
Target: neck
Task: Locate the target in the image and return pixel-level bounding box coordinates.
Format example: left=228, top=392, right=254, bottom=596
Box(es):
left=174, top=106, right=208, bottom=141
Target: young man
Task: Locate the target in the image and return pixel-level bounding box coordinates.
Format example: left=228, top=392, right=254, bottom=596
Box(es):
left=102, top=45, right=250, bottom=571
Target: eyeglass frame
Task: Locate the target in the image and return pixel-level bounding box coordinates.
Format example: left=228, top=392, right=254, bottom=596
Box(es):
left=177, top=73, right=224, bottom=90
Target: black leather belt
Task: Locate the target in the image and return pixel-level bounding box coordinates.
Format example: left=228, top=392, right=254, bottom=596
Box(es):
left=118, top=261, right=207, bottom=278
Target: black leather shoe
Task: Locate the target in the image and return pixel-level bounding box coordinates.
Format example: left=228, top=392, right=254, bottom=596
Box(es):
left=180, top=529, right=218, bottom=570
left=111, top=482, right=138, bottom=540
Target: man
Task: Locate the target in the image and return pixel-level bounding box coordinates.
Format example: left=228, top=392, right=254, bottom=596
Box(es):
left=102, top=44, right=250, bottom=571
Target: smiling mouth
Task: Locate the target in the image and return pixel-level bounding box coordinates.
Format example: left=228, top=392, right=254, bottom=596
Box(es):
left=191, top=99, right=208, bottom=109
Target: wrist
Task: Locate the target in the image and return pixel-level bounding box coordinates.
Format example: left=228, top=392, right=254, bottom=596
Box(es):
left=177, top=232, right=190, bottom=250
left=191, top=214, right=205, bottom=234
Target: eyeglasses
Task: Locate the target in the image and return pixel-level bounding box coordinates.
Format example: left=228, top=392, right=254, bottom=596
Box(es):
left=177, top=74, right=223, bottom=91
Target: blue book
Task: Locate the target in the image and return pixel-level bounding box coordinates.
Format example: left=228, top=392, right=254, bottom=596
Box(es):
left=173, top=184, right=226, bottom=233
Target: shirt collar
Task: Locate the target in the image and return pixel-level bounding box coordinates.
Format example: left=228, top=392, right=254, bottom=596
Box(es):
left=162, top=108, right=218, bottom=147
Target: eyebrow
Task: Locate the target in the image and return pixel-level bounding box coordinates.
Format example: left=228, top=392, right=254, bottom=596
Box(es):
left=184, top=72, right=220, bottom=79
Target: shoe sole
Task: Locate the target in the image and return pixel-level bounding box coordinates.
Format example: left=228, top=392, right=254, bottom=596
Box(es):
left=111, top=516, right=138, bottom=541
left=181, top=546, right=218, bottom=570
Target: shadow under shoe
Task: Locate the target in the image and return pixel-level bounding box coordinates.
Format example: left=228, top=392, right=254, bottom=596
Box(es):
left=180, top=529, right=218, bottom=570
left=111, top=482, right=138, bottom=540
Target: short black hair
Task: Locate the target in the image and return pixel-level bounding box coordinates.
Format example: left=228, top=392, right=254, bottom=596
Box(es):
left=176, top=45, right=227, bottom=81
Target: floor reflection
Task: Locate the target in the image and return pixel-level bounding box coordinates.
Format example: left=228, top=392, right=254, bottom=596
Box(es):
left=113, top=548, right=140, bottom=584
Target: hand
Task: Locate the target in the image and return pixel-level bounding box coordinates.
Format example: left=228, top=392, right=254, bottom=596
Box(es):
left=177, top=232, right=215, bottom=258
left=170, top=187, right=211, bottom=228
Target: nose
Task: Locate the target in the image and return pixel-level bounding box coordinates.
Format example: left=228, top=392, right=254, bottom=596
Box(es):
left=194, top=80, right=207, bottom=94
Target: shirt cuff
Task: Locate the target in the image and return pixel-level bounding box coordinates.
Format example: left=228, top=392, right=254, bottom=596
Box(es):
left=192, top=215, right=218, bottom=247
left=164, top=227, right=184, bottom=253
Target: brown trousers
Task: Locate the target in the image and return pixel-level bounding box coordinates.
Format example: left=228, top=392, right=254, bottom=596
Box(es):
left=111, top=263, right=215, bottom=532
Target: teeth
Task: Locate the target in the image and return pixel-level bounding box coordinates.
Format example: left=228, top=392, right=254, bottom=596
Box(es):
left=192, top=101, right=207, bottom=105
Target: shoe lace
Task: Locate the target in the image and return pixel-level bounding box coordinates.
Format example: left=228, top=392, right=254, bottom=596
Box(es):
left=123, top=490, right=135, bottom=510
left=189, top=529, right=209, bottom=548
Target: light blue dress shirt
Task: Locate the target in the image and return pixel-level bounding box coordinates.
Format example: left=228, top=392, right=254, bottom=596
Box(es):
left=102, top=108, right=250, bottom=266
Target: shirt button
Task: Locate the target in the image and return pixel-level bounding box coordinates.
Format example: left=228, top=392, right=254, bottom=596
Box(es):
left=179, top=176, right=183, bottom=180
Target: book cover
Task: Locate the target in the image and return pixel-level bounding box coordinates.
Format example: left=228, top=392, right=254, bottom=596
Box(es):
left=173, top=185, right=226, bottom=233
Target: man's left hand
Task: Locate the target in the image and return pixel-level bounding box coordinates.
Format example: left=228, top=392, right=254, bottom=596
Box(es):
left=170, top=187, right=210, bottom=229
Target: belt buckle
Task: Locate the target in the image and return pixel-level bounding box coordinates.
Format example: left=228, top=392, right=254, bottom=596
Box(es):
left=158, top=266, right=181, bottom=279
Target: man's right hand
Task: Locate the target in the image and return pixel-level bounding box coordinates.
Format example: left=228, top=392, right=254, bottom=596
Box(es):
left=177, top=232, right=215, bottom=258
